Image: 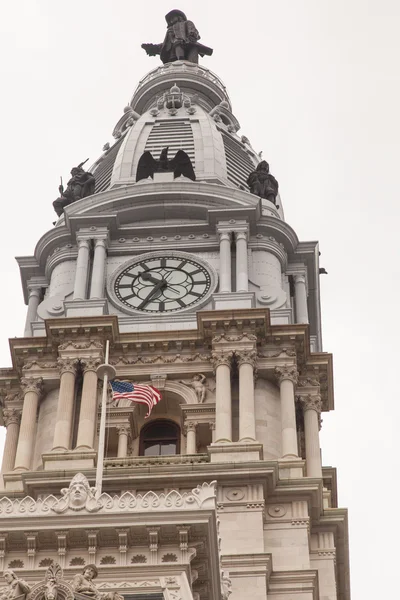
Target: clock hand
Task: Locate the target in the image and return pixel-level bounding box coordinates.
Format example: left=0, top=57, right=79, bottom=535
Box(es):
left=138, top=279, right=167, bottom=309
left=141, top=272, right=162, bottom=285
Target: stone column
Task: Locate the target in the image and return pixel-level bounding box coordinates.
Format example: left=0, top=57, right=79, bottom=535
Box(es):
left=24, top=286, right=42, bottom=337
left=75, top=357, right=101, bottom=450
left=300, top=394, right=323, bottom=478
left=212, top=351, right=233, bottom=442
left=117, top=426, right=129, bottom=458
left=185, top=421, right=197, bottom=454
left=275, top=366, right=299, bottom=459
left=293, top=273, right=309, bottom=324
left=209, top=422, right=216, bottom=443
left=52, top=358, right=79, bottom=451
left=218, top=231, right=232, bottom=293
left=14, top=378, right=43, bottom=471
left=1, top=409, right=21, bottom=475
left=90, top=238, right=107, bottom=299
left=237, top=349, right=257, bottom=441
left=73, top=238, right=91, bottom=300
left=235, top=231, right=249, bottom=292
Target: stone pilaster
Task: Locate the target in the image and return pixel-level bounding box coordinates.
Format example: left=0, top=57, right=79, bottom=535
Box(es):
left=236, top=349, right=257, bottom=441
left=275, top=366, right=299, bottom=459
left=116, top=425, right=129, bottom=458
left=1, top=408, right=21, bottom=475
left=52, top=358, right=79, bottom=451
left=299, top=394, right=323, bottom=478
left=235, top=230, right=249, bottom=292
left=75, top=357, right=101, bottom=450
left=14, top=377, right=43, bottom=471
left=73, top=238, right=91, bottom=300
left=293, top=273, right=309, bottom=324
left=212, top=351, right=234, bottom=442
left=24, top=285, right=43, bottom=337
left=184, top=421, right=198, bottom=454
left=218, top=230, right=232, bottom=293
left=90, top=238, right=108, bottom=299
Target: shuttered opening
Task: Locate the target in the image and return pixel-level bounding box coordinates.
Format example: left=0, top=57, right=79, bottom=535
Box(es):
left=222, top=133, right=255, bottom=189
left=93, top=136, right=125, bottom=193
left=145, top=120, right=195, bottom=167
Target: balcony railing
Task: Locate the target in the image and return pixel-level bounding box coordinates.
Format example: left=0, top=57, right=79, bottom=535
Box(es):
left=104, top=453, right=210, bottom=468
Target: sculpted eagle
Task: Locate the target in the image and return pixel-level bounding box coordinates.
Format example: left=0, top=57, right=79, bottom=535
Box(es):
left=136, top=147, right=196, bottom=182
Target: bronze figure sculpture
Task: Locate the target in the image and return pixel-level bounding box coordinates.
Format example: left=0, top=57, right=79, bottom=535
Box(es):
left=136, top=147, right=196, bottom=182
left=141, top=9, right=213, bottom=64
left=247, top=161, right=279, bottom=205
left=53, top=159, right=95, bottom=217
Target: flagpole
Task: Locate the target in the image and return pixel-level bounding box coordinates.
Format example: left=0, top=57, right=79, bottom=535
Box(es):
left=95, top=340, right=116, bottom=498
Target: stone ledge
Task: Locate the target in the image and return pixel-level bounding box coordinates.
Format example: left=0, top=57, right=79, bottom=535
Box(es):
left=208, top=442, right=263, bottom=463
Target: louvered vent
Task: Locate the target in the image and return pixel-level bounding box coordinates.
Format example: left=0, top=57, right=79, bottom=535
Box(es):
left=222, top=133, right=255, bottom=189
left=145, top=120, right=195, bottom=166
left=93, top=136, right=125, bottom=193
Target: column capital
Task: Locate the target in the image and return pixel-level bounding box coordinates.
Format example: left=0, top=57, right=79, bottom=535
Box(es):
left=81, top=357, right=102, bottom=373
left=212, top=350, right=234, bottom=370
left=299, top=394, right=322, bottom=414
left=293, top=273, right=307, bottom=285
left=116, top=425, right=129, bottom=436
left=275, top=365, right=298, bottom=385
left=94, top=237, right=108, bottom=250
left=235, top=230, right=248, bottom=242
left=218, top=230, right=232, bottom=242
left=209, top=422, right=216, bottom=431
left=76, top=237, right=91, bottom=250
left=21, top=377, right=43, bottom=396
left=3, top=408, right=21, bottom=427
left=236, top=349, right=257, bottom=368
left=184, top=421, right=198, bottom=434
left=57, top=357, right=79, bottom=376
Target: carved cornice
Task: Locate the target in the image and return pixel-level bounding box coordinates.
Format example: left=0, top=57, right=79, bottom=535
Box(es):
left=275, top=365, right=298, bottom=385
left=110, top=353, right=211, bottom=366
left=3, top=408, right=21, bottom=426
left=58, top=340, right=103, bottom=351
left=299, top=394, right=322, bottom=414
left=211, top=351, right=234, bottom=370
left=57, top=358, right=79, bottom=376
left=81, top=357, right=101, bottom=374
left=236, top=349, right=257, bottom=368
left=20, top=377, right=43, bottom=396
left=213, top=332, right=257, bottom=343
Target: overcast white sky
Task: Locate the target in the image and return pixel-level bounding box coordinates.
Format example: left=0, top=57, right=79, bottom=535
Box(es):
left=0, top=1, right=399, bottom=597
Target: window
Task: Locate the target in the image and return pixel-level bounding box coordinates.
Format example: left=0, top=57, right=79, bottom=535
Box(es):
left=139, top=420, right=180, bottom=456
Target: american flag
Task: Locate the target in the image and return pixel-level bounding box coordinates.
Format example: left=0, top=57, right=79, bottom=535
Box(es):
left=110, top=380, right=161, bottom=418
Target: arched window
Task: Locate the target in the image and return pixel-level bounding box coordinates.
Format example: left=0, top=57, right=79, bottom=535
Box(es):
left=139, top=420, right=180, bottom=456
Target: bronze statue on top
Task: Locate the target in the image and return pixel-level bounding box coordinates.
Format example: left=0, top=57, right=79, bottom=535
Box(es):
left=53, top=159, right=95, bottom=217
left=247, top=161, right=279, bottom=205
left=141, top=9, right=213, bottom=64
left=136, top=147, right=196, bottom=182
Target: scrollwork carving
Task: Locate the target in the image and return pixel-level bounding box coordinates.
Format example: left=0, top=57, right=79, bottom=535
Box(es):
left=2, top=408, right=21, bottom=427
left=211, top=351, right=234, bottom=370
left=235, top=349, right=257, bottom=368
left=20, top=377, right=43, bottom=396
left=57, top=358, right=79, bottom=376
left=275, top=366, right=298, bottom=385
left=299, top=394, right=322, bottom=413
left=81, top=358, right=101, bottom=374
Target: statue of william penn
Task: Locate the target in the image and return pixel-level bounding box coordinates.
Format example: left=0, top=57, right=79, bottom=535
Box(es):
left=141, top=9, right=213, bottom=64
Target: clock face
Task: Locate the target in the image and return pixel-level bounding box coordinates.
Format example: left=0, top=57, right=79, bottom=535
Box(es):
left=113, top=254, right=213, bottom=313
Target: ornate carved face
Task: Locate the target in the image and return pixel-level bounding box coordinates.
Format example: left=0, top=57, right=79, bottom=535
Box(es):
left=83, top=567, right=96, bottom=580
left=4, top=571, right=15, bottom=584
left=69, top=481, right=89, bottom=509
